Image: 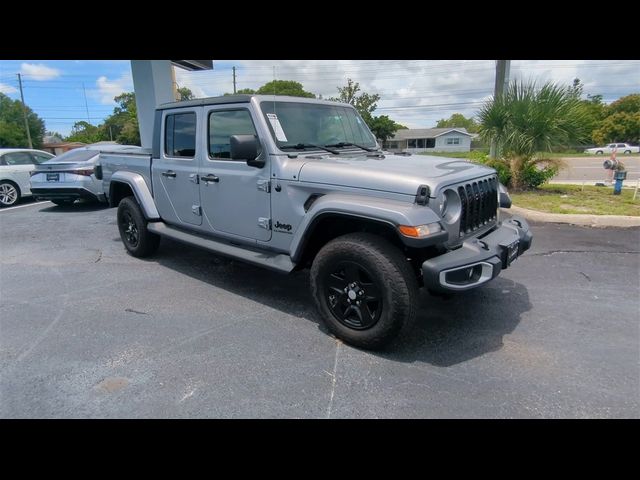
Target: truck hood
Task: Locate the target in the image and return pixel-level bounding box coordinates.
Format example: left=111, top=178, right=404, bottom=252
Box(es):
left=297, top=153, right=496, bottom=196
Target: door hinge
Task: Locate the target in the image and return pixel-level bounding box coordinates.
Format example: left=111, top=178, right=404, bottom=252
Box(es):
left=258, top=217, right=271, bottom=230
left=192, top=205, right=202, bottom=216
left=257, top=179, right=271, bottom=193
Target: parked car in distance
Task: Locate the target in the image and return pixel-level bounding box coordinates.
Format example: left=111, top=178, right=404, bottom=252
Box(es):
left=584, top=143, right=639, bottom=155
left=0, top=148, right=56, bottom=207
left=30, top=143, right=140, bottom=206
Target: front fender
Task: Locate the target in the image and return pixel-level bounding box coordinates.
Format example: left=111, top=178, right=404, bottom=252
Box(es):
left=111, top=171, right=160, bottom=220
left=289, top=193, right=442, bottom=261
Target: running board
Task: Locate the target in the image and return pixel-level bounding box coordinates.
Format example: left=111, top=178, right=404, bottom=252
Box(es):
left=147, top=222, right=295, bottom=273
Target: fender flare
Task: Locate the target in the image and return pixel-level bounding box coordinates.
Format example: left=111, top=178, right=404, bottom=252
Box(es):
left=110, top=171, right=160, bottom=220
left=289, top=192, right=442, bottom=261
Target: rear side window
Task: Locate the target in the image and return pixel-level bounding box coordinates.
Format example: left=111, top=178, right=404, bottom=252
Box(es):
left=165, top=113, right=197, bottom=157
left=208, top=110, right=257, bottom=159
left=31, top=152, right=55, bottom=164
left=2, top=152, right=34, bottom=165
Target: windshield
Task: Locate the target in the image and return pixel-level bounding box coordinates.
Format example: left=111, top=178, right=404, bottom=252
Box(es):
left=43, top=149, right=99, bottom=163
left=259, top=101, right=377, bottom=151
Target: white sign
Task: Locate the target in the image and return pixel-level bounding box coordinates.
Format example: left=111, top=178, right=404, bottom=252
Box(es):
left=266, top=113, right=288, bottom=142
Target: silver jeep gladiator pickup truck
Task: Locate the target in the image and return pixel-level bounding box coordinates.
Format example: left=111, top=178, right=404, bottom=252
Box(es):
left=99, top=94, right=532, bottom=349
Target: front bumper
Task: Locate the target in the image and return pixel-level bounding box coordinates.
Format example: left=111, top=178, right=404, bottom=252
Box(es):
left=422, top=216, right=532, bottom=293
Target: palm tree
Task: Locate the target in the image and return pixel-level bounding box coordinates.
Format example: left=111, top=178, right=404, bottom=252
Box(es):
left=478, top=81, right=589, bottom=189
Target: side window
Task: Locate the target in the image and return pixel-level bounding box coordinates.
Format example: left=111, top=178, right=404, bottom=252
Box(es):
left=3, top=152, right=34, bottom=165
left=617, top=144, right=626, bottom=148
left=208, top=110, right=258, bottom=160
left=31, top=152, right=54, bottom=164
left=165, top=112, right=196, bottom=157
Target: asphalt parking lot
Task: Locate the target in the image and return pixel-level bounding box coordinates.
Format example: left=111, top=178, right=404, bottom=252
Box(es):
left=1, top=200, right=638, bottom=418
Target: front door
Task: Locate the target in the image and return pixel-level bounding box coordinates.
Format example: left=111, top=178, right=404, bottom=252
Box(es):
left=199, top=106, right=271, bottom=242
left=152, top=109, right=202, bottom=226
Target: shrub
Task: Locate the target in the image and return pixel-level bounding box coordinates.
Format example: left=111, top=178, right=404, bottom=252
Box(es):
left=520, top=163, right=558, bottom=189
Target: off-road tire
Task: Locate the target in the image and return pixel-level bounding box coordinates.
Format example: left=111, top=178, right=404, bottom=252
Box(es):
left=310, top=232, right=418, bottom=350
left=117, top=196, right=160, bottom=257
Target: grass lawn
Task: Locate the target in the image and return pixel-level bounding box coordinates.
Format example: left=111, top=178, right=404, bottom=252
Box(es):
left=511, top=184, right=640, bottom=216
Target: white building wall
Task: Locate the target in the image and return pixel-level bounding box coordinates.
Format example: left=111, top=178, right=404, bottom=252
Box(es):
left=403, top=132, right=471, bottom=154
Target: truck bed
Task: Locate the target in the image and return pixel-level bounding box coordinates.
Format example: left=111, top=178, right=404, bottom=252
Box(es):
left=100, top=148, right=153, bottom=202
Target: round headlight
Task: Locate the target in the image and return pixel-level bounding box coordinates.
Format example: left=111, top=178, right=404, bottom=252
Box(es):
left=442, top=189, right=461, bottom=224
left=440, top=195, right=448, bottom=216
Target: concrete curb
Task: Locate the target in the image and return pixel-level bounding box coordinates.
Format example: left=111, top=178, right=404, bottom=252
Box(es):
left=504, top=205, right=640, bottom=228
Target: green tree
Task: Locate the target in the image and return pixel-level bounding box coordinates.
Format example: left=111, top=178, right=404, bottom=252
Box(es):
left=66, top=121, right=106, bottom=144
left=329, top=78, right=379, bottom=124
left=592, top=94, right=640, bottom=144
left=478, top=81, right=589, bottom=189
left=177, top=87, right=194, bottom=101
left=102, top=92, right=140, bottom=145
left=369, top=115, right=403, bottom=143
left=436, top=113, right=479, bottom=133
left=255, top=80, right=315, bottom=98
left=223, top=88, right=256, bottom=96
left=0, top=93, right=46, bottom=148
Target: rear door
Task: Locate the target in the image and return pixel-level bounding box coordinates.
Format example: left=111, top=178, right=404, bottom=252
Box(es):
left=152, top=109, right=202, bottom=226
left=2, top=151, right=36, bottom=194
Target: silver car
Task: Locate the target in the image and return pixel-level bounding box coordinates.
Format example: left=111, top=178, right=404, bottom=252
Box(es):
left=30, top=144, right=138, bottom=206
left=0, top=148, right=56, bottom=207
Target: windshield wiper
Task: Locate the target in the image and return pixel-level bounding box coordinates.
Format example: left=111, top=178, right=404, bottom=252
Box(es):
left=324, top=142, right=377, bottom=152
left=280, top=143, right=340, bottom=155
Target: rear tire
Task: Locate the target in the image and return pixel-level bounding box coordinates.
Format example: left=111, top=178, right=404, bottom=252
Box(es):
left=0, top=181, right=20, bottom=207
left=310, top=232, right=418, bottom=350
left=51, top=199, right=74, bottom=206
left=596, top=150, right=603, bottom=155
left=624, top=150, right=631, bottom=155
left=117, top=196, right=160, bottom=257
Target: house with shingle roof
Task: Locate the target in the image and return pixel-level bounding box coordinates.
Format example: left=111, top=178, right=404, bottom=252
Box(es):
left=382, top=127, right=472, bottom=153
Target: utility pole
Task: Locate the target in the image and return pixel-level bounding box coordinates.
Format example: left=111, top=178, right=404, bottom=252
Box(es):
left=82, top=82, right=90, bottom=122
left=489, top=60, right=511, bottom=159
left=232, top=66, right=237, bottom=94
left=16, top=73, right=33, bottom=149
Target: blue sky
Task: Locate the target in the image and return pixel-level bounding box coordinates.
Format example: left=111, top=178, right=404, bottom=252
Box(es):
left=1, top=60, right=638, bottom=137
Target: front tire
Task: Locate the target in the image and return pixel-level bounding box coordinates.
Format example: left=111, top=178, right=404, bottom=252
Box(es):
left=310, top=232, right=418, bottom=350
left=117, top=196, right=160, bottom=257
left=0, top=181, right=20, bottom=207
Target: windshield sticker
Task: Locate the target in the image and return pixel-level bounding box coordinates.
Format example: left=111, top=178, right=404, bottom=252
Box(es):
left=266, top=113, right=288, bottom=142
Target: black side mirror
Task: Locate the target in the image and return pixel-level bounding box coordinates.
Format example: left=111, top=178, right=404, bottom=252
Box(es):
left=230, top=134, right=264, bottom=168
left=498, top=183, right=512, bottom=208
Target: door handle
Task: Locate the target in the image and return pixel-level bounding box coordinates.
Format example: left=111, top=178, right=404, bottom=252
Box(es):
left=161, top=170, right=177, bottom=178
left=201, top=174, right=219, bottom=184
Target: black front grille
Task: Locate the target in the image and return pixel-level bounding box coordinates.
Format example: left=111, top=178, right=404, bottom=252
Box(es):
left=457, top=177, right=498, bottom=236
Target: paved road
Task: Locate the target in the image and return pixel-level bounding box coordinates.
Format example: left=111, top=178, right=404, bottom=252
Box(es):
left=554, top=155, right=640, bottom=184
left=1, top=200, right=638, bottom=418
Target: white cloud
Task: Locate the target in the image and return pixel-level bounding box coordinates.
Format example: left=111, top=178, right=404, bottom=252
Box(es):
left=174, top=68, right=210, bottom=99
left=0, top=82, right=18, bottom=94
left=92, top=73, right=134, bottom=104
left=19, top=63, right=61, bottom=80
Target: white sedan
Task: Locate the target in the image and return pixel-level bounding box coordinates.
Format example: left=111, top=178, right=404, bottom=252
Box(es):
left=584, top=143, right=639, bottom=155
